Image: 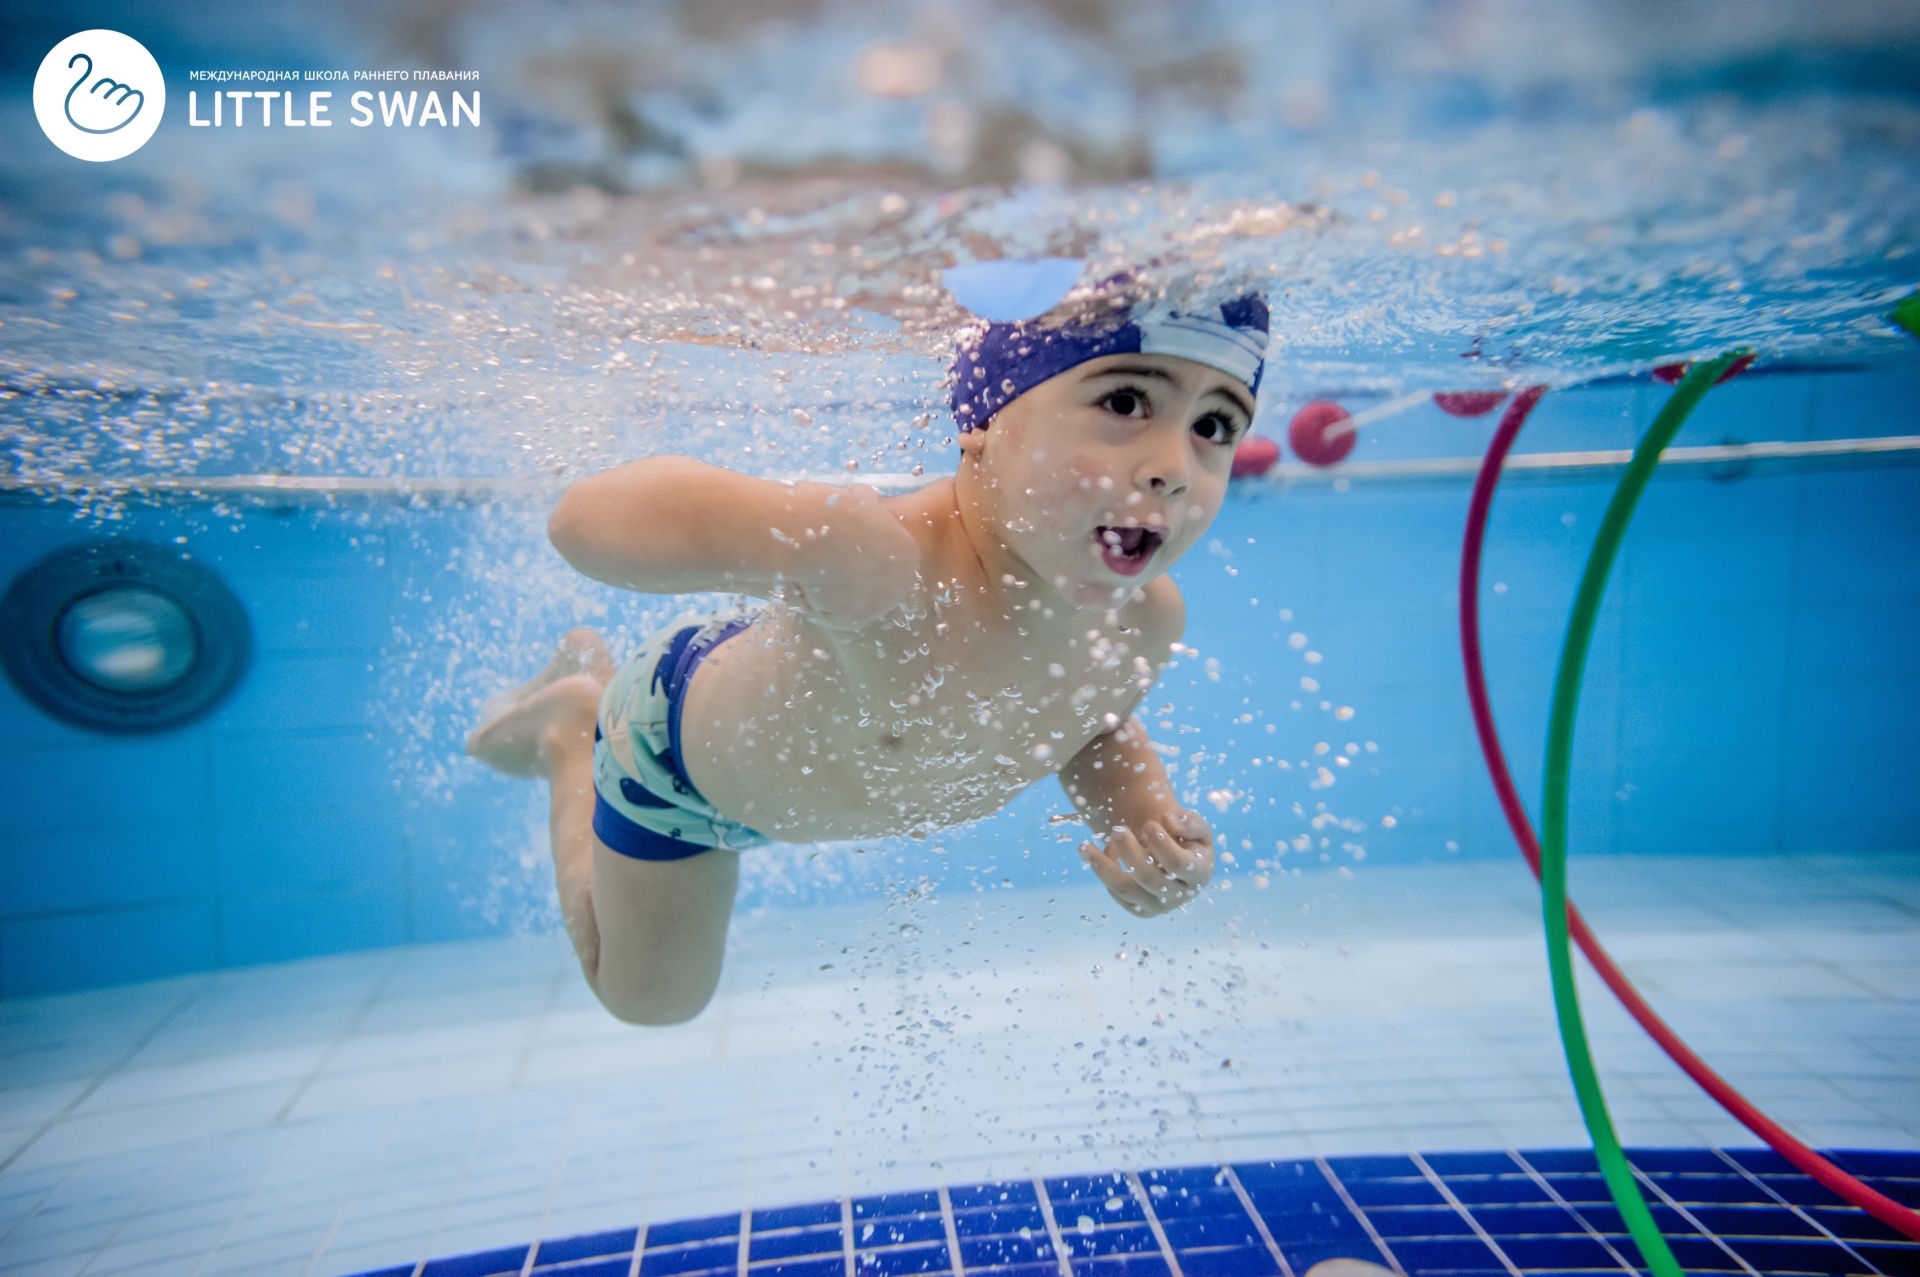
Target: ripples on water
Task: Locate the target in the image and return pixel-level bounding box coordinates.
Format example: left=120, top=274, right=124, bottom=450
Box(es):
left=4, top=0, right=1918, bottom=489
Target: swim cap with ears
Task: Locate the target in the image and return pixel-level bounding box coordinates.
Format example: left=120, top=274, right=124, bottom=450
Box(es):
left=949, top=291, right=1269, bottom=432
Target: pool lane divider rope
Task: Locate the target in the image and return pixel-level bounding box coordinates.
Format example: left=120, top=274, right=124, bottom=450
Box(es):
left=1459, top=365, right=1920, bottom=1254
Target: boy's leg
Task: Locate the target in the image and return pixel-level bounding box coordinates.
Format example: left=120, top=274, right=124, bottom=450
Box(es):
left=471, top=632, right=737, bottom=1025
left=540, top=716, right=739, bottom=1025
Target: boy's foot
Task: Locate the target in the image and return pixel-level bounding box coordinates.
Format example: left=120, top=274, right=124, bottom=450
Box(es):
left=466, top=629, right=612, bottom=776
left=476, top=629, right=614, bottom=723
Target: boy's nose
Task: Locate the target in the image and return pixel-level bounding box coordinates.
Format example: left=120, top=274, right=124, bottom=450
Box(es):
left=1134, top=430, right=1191, bottom=498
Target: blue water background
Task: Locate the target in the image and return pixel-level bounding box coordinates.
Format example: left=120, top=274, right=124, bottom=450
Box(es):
left=4, top=364, right=1916, bottom=996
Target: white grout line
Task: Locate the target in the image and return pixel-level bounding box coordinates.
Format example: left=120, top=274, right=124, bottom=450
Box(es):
left=1126, top=1170, right=1185, bottom=1277
left=1221, top=1165, right=1297, bottom=1277
left=1708, top=1150, right=1886, bottom=1277
left=1407, top=1153, right=1523, bottom=1277
left=737, top=1206, right=752, bottom=1276
left=627, top=1222, right=648, bottom=1277
left=1314, top=1157, right=1405, bottom=1275
left=299, top=1099, right=411, bottom=1276
left=1506, top=1151, right=1638, bottom=1274
left=188, top=1133, right=312, bottom=1277
left=1030, top=1177, right=1075, bottom=1277
left=1630, top=1166, right=1762, bottom=1277
left=937, top=1184, right=966, bottom=1277
left=0, top=980, right=206, bottom=1178
left=273, top=956, right=403, bottom=1127
left=840, top=1198, right=855, bottom=1277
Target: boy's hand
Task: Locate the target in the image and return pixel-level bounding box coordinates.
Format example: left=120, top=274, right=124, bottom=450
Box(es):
left=786, top=486, right=922, bottom=627
left=1078, top=810, right=1214, bottom=917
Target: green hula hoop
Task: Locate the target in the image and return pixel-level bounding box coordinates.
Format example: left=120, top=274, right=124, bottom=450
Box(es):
left=1541, top=350, right=1748, bottom=1277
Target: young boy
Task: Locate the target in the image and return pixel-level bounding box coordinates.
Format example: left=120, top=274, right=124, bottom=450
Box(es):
left=468, top=287, right=1269, bottom=1024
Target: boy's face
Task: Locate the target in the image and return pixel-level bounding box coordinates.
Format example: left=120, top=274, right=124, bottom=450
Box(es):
left=958, top=352, right=1255, bottom=608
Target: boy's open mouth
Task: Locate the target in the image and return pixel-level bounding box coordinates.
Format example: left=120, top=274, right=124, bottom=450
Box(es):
left=1096, top=524, right=1166, bottom=576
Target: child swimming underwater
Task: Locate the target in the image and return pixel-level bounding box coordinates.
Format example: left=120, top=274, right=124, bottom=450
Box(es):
left=468, top=285, right=1270, bottom=1024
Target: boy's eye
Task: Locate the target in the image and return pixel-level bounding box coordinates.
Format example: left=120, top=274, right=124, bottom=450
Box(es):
left=1099, top=387, right=1149, bottom=418
left=1192, top=412, right=1242, bottom=445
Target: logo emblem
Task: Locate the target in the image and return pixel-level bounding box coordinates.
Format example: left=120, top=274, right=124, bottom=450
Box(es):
left=34, top=30, right=165, bottom=162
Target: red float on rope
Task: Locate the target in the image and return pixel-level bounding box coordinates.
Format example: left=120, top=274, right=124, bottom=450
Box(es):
left=1288, top=401, right=1355, bottom=467
left=1231, top=434, right=1281, bottom=479
left=1653, top=353, right=1756, bottom=385
left=1433, top=390, right=1509, bottom=417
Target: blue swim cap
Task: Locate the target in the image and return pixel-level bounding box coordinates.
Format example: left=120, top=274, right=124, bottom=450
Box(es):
left=949, top=287, right=1269, bottom=432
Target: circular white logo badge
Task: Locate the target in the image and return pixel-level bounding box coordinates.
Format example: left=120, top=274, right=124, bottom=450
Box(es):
left=34, top=30, right=166, bottom=162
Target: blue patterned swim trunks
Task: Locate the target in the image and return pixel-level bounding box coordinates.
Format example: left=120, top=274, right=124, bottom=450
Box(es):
left=591, top=611, right=772, bottom=860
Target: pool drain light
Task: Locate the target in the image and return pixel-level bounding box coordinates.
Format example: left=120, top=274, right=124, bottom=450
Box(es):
left=1, top=540, right=251, bottom=733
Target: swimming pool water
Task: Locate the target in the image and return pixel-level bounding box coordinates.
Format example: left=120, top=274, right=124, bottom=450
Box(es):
left=4, top=3, right=1919, bottom=1274
left=6, top=362, right=1919, bottom=992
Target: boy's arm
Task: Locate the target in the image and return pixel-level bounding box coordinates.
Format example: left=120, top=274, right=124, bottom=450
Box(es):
left=547, top=456, right=920, bottom=627
left=1057, top=585, right=1214, bottom=916
left=1059, top=716, right=1214, bottom=917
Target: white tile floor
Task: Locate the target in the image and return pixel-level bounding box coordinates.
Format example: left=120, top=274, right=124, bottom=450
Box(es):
left=0, top=853, right=1914, bottom=1277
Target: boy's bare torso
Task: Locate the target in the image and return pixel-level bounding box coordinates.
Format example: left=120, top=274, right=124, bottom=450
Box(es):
left=685, top=477, right=1174, bottom=842
left=466, top=345, right=1245, bottom=1020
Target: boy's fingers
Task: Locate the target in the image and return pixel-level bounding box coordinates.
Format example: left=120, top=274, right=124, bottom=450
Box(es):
left=1170, top=822, right=1217, bottom=885
left=1139, top=824, right=1201, bottom=902
left=1081, top=840, right=1145, bottom=901
left=1161, top=812, right=1215, bottom=886
left=1118, top=828, right=1194, bottom=906
left=1143, top=822, right=1200, bottom=881
left=1111, top=829, right=1170, bottom=888
left=1169, top=810, right=1214, bottom=853
left=1146, top=827, right=1201, bottom=904
left=1084, top=837, right=1164, bottom=915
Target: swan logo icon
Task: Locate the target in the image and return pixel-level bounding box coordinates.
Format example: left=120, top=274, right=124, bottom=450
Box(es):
left=34, top=30, right=166, bottom=162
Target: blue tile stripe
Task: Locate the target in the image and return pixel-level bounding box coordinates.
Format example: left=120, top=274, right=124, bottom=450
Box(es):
left=355, top=1148, right=1920, bottom=1277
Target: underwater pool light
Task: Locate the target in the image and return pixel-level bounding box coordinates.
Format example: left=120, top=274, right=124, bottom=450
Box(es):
left=56, top=585, right=199, bottom=693
left=1, top=540, right=250, bottom=734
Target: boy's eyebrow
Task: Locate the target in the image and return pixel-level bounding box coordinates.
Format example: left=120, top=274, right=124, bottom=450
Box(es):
left=1083, top=363, right=1256, bottom=417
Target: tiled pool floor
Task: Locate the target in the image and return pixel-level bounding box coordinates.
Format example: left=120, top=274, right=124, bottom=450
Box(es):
left=355, top=1146, right=1920, bottom=1277
left=0, top=853, right=1914, bottom=1276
